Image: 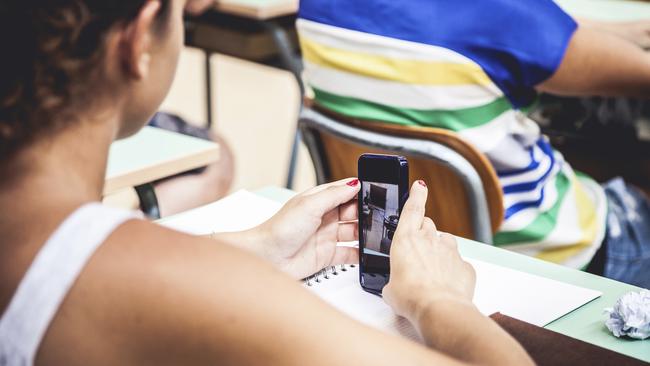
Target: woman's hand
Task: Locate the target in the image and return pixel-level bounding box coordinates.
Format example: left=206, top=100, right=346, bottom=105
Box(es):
left=185, top=0, right=214, bottom=15
left=383, top=181, right=476, bottom=324
left=251, top=178, right=361, bottom=279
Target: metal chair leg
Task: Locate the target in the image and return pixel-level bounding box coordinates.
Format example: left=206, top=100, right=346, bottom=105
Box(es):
left=262, top=20, right=305, bottom=190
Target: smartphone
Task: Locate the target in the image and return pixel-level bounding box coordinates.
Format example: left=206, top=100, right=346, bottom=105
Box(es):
left=358, top=154, right=409, bottom=296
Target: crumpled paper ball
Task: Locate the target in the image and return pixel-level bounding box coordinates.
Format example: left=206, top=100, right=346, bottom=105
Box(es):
left=604, top=289, right=650, bottom=340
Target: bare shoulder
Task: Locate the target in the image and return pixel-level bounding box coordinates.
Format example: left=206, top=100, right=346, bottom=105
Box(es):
left=37, top=220, right=279, bottom=365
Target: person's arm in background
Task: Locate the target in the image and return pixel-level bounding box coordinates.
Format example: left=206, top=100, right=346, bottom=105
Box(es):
left=538, top=25, right=650, bottom=97
left=579, top=18, right=650, bottom=49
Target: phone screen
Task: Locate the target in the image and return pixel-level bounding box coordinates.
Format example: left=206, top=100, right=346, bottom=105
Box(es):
left=358, top=154, right=408, bottom=296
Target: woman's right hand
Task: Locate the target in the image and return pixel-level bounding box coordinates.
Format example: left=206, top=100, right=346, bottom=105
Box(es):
left=383, top=180, right=477, bottom=324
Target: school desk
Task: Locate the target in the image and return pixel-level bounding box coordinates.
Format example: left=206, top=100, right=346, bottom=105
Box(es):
left=106, top=126, right=220, bottom=218
left=184, top=0, right=301, bottom=189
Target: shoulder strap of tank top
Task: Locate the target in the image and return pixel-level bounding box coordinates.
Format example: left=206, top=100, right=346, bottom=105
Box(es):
left=0, top=203, right=138, bottom=366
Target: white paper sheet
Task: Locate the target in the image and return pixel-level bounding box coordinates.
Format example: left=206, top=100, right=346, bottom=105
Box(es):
left=159, top=190, right=601, bottom=330
left=305, top=261, right=600, bottom=342
left=157, top=190, right=282, bottom=235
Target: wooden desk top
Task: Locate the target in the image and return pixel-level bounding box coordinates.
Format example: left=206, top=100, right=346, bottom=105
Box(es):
left=105, top=127, right=220, bottom=195
left=214, top=0, right=297, bottom=20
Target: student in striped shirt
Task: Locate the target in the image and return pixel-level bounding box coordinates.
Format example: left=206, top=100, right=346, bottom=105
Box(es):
left=297, top=0, right=650, bottom=288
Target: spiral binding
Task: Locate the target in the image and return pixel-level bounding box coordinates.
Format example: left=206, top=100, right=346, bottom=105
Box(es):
left=305, top=264, right=356, bottom=287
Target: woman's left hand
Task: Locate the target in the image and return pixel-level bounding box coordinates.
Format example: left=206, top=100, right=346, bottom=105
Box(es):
left=251, top=178, right=361, bottom=279
left=185, top=0, right=215, bottom=15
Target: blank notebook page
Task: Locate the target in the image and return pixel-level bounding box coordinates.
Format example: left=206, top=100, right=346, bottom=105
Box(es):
left=305, top=266, right=421, bottom=342
left=306, top=259, right=601, bottom=342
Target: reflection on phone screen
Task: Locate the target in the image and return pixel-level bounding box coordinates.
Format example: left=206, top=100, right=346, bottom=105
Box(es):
left=360, top=180, right=399, bottom=293
left=361, top=181, right=399, bottom=257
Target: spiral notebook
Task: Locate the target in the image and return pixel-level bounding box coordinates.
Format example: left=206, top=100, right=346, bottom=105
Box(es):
left=159, top=190, right=602, bottom=335
left=303, top=259, right=601, bottom=342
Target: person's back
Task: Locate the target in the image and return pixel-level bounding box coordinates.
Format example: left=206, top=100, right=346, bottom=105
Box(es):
left=297, top=0, right=650, bottom=279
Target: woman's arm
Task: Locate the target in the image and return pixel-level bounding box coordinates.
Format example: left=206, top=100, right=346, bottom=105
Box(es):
left=38, top=181, right=532, bottom=366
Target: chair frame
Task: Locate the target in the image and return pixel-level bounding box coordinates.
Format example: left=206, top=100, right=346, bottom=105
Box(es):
left=299, top=107, right=494, bottom=244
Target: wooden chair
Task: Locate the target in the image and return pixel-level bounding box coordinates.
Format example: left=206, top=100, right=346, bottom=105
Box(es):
left=299, top=104, right=504, bottom=243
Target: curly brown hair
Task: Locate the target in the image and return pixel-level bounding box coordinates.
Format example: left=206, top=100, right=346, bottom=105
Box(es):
left=0, top=0, right=170, bottom=158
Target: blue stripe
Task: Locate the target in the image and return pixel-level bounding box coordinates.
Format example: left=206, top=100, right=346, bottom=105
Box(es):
left=298, top=0, right=577, bottom=109
left=497, top=146, right=537, bottom=177
left=501, top=141, right=559, bottom=219
left=504, top=185, right=547, bottom=219
left=501, top=140, right=555, bottom=194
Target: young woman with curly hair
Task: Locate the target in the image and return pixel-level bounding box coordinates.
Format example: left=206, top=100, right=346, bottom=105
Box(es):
left=0, top=1, right=532, bottom=365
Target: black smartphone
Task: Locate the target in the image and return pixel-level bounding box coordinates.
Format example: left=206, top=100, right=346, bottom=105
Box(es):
left=358, top=154, right=409, bottom=296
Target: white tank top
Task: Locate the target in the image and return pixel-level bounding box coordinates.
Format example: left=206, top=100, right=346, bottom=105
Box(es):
left=0, top=203, right=138, bottom=366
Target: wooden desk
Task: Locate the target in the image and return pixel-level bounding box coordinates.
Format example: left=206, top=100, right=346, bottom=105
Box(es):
left=257, top=187, right=649, bottom=363
left=106, top=126, right=219, bottom=195
left=215, top=0, right=297, bottom=20
left=185, top=0, right=302, bottom=189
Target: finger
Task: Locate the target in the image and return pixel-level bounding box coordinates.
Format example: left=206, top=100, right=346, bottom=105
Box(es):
left=304, top=179, right=361, bottom=218
left=303, top=177, right=359, bottom=197
left=338, top=200, right=358, bottom=222
left=396, top=180, right=428, bottom=233
left=337, top=221, right=359, bottom=242
left=421, top=217, right=438, bottom=237
left=330, top=246, right=359, bottom=266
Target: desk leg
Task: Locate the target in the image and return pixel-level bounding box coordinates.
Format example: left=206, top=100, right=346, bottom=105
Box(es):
left=204, top=49, right=214, bottom=128
left=135, top=183, right=161, bottom=220
left=262, top=20, right=304, bottom=189
left=262, top=20, right=304, bottom=96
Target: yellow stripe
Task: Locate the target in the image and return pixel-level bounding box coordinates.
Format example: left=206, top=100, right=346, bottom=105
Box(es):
left=575, top=176, right=599, bottom=244
left=300, top=37, right=494, bottom=86
left=535, top=176, right=599, bottom=264
left=535, top=244, right=589, bottom=264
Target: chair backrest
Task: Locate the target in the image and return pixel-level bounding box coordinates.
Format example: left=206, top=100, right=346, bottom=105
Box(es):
left=299, top=104, right=504, bottom=243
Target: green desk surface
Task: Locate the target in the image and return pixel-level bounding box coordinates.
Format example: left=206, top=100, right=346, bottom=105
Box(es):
left=256, top=186, right=649, bottom=363
left=105, top=127, right=219, bottom=195
left=557, top=0, right=650, bottom=21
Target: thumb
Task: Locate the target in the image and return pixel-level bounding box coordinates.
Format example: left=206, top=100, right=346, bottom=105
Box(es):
left=396, top=180, right=428, bottom=234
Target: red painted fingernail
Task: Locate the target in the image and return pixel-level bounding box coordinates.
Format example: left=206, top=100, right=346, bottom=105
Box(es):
left=347, top=179, right=359, bottom=187
left=418, top=180, right=427, bottom=187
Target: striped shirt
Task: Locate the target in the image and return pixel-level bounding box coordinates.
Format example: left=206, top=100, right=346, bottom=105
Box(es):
left=297, top=0, right=607, bottom=268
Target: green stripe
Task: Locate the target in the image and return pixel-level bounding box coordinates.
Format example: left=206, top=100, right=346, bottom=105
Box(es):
left=313, top=88, right=512, bottom=131
left=494, top=172, right=571, bottom=246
